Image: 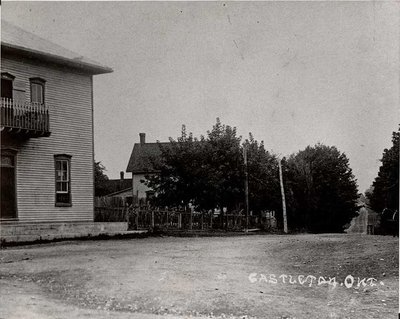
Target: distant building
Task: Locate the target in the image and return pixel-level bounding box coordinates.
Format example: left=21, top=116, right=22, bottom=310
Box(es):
left=126, top=133, right=169, bottom=203
left=97, top=171, right=133, bottom=206
left=105, top=188, right=134, bottom=206
left=1, top=21, right=114, bottom=241
left=100, top=172, right=132, bottom=195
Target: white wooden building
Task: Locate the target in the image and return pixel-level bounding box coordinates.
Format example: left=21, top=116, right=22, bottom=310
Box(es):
left=126, top=133, right=169, bottom=203
left=0, top=21, right=124, bottom=242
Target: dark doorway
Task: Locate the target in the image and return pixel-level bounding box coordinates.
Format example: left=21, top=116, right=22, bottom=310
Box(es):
left=1, top=153, right=17, bottom=219
left=1, top=78, right=13, bottom=99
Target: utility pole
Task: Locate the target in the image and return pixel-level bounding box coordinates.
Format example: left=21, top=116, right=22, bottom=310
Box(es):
left=278, top=159, right=288, bottom=233
left=243, top=145, right=249, bottom=232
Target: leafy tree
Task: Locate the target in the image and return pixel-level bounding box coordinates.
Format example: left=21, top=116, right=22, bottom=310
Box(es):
left=94, top=161, right=109, bottom=196
left=245, top=134, right=281, bottom=215
left=145, top=125, right=205, bottom=208
left=285, top=144, right=359, bottom=233
left=144, top=123, right=359, bottom=233
left=367, top=127, right=399, bottom=213
left=145, top=120, right=243, bottom=212
left=201, top=119, right=243, bottom=211
left=145, top=119, right=280, bottom=217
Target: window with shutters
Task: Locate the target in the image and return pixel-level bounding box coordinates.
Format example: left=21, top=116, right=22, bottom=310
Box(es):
left=30, top=77, right=46, bottom=104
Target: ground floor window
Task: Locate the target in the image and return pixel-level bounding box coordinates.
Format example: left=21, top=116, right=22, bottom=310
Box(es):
left=54, top=154, right=72, bottom=206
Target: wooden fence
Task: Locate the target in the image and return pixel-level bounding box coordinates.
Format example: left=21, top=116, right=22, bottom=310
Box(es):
left=128, top=209, right=262, bottom=231
left=94, top=204, right=265, bottom=231
left=94, top=196, right=128, bottom=222
left=94, top=195, right=278, bottom=231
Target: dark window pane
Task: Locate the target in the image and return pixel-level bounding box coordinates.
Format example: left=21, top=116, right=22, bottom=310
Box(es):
left=62, top=160, right=68, bottom=172
left=1, top=79, right=13, bottom=99
left=56, top=193, right=70, bottom=204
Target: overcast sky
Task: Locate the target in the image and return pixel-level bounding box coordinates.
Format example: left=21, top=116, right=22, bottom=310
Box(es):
left=3, top=1, right=399, bottom=192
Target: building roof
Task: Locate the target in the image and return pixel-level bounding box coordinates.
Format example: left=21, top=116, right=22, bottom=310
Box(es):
left=106, top=187, right=133, bottom=198
left=126, top=142, right=170, bottom=174
left=1, top=20, right=113, bottom=75
left=103, top=178, right=133, bottom=194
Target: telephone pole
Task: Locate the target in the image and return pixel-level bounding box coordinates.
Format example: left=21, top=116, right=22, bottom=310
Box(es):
left=278, top=159, right=288, bottom=233
left=243, top=145, right=249, bottom=232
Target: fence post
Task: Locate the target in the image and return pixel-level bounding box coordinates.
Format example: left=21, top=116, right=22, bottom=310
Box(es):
left=189, top=206, right=193, bottom=230
left=151, top=210, right=155, bottom=228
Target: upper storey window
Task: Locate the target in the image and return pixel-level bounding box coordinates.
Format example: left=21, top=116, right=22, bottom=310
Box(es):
left=1, top=73, right=15, bottom=99
left=30, top=77, right=46, bottom=104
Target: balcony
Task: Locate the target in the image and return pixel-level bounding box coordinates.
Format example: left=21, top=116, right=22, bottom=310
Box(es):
left=1, top=98, right=50, bottom=138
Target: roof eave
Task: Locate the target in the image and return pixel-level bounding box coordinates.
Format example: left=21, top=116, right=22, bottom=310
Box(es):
left=106, top=187, right=133, bottom=197
left=130, top=170, right=160, bottom=175
left=1, top=42, right=113, bottom=75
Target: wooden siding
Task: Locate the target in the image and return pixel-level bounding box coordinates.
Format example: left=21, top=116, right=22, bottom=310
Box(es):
left=132, top=174, right=152, bottom=199
left=1, top=55, right=95, bottom=222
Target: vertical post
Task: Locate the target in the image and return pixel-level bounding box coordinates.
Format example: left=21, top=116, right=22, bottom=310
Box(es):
left=189, top=206, right=193, bottom=230
left=278, top=159, right=288, bottom=233
left=243, top=145, right=249, bottom=231
left=151, top=210, right=154, bottom=228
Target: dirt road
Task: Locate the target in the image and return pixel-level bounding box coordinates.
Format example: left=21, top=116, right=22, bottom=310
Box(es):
left=0, top=234, right=398, bottom=319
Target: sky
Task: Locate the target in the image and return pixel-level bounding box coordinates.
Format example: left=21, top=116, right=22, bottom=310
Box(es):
left=2, top=1, right=399, bottom=192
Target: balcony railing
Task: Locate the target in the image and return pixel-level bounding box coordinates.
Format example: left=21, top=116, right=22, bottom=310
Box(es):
left=1, top=98, right=50, bottom=137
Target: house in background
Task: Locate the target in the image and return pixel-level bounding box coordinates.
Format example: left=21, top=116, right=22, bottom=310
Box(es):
left=126, top=133, right=169, bottom=204
left=96, top=171, right=133, bottom=206
left=105, top=187, right=133, bottom=205
left=0, top=21, right=125, bottom=242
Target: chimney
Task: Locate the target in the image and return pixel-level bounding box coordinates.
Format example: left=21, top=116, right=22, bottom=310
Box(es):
left=120, top=171, right=124, bottom=181
left=139, top=133, right=146, bottom=145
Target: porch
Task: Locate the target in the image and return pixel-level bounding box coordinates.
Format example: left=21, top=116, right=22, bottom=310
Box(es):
left=0, top=98, right=51, bottom=138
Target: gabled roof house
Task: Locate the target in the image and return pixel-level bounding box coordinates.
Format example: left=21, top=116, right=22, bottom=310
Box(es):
left=1, top=21, right=116, bottom=242
left=126, top=133, right=169, bottom=202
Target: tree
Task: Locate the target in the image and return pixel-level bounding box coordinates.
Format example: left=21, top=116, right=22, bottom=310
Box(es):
left=143, top=125, right=203, bottom=208
left=367, top=127, right=399, bottom=213
left=145, top=119, right=243, bottom=212
left=285, top=144, right=359, bottom=233
left=145, top=119, right=280, bottom=216
left=94, top=161, right=109, bottom=196
left=200, top=119, right=243, bottom=211
left=245, top=134, right=281, bottom=215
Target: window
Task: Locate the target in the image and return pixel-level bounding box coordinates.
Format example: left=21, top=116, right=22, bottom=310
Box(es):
left=1, top=73, right=15, bottom=99
left=30, top=78, right=46, bottom=104
left=54, top=155, right=71, bottom=206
